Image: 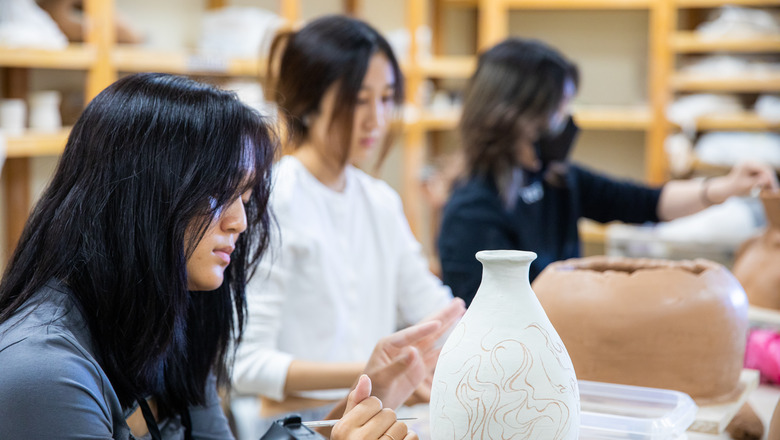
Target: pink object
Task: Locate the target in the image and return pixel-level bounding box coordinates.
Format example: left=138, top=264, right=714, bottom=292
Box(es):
left=744, top=329, right=780, bottom=383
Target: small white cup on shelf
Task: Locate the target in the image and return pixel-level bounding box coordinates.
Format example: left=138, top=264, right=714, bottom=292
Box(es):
left=0, top=99, right=27, bottom=137
left=29, top=91, right=62, bottom=133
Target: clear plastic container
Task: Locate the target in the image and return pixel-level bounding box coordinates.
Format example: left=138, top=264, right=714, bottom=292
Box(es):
left=579, top=380, right=698, bottom=440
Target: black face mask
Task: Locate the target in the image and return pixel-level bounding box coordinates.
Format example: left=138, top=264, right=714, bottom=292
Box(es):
left=534, top=115, right=580, bottom=169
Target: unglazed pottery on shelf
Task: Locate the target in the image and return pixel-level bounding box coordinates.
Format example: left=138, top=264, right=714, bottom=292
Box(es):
left=430, top=250, right=579, bottom=440
left=733, top=190, right=780, bottom=310
left=533, top=256, right=749, bottom=404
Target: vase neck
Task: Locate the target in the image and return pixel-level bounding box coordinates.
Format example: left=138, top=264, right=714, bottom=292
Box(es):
left=475, top=259, right=533, bottom=306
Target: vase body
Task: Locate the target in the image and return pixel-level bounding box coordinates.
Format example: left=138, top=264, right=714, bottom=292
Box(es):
left=733, top=191, right=780, bottom=309
left=430, top=250, right=579, bottom=440
left=533, top=256, right=748, bottom=403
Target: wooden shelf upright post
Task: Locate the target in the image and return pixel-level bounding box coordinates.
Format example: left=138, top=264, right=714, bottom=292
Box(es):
left=647, top=0, right=674, bottom=184
left=83, top=0, right=117, bottom=102
left=2, top=69, right=30, bottom=262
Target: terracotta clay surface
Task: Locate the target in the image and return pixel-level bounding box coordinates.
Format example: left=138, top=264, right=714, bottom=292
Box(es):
left=734, top=191, right=780, bottom=310
left=532, top=256, right=749, bottom=402
left=726, top=403, right=764, bottom=440
left=769, top=400, right=780, bottom=440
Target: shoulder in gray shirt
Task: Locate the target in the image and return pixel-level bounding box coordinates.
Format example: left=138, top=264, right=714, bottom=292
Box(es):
left=0, top=282, right=234, bottom=439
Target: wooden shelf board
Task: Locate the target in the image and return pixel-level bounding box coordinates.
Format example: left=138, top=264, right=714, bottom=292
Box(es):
left=444, top=0, right=656, bottom=7
left=674, top=112, right=780, bottom=130
left=113, top=47, right=264, bottom=76
left=579, top=219, right=607, bottom=244
left=405, top=105, right=651, bottom=131
left=504, top=0, right=651, bottom=9
left=689, top=369, right=760, bottom=434
left=749, top=305, right=780, bottom=329
left=671, top=73, right=780, bottom=92
left=6, top=128, right=71, bottom=158
left=406, top=56, right=476, bottom=79
left=573, top=105, right=652, bottom=130
left=440, top=0, right=479, bottom=7
left=0, top=44, right=96, bottom=70
left=671, top=32, right=780, bottom=53
left=676, top=0, right=780, bottom=7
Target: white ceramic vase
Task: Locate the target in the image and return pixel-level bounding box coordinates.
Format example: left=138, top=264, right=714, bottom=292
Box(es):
left=430, top=250, right=580, bottom=440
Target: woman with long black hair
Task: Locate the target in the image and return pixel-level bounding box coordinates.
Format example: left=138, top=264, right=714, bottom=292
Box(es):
left=0, top=72, right=425, bottom=439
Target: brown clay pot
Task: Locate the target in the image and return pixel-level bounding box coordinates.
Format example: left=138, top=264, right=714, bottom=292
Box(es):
left=532, top=256, right=749, bottom=403
left=733, top=191, right=780, bottom=310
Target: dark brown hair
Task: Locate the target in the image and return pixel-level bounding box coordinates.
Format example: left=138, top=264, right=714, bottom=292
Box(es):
left=266, top=15, right=404, bottom=168
left=459, top=38, right=579, bottom=192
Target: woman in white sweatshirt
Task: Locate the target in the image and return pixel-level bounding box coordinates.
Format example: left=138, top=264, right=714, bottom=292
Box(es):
left=231, top=15, right=465, bottom=439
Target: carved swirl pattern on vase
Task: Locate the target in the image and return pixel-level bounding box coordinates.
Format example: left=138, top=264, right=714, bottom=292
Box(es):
left=433, top=321, right=579, bottom=440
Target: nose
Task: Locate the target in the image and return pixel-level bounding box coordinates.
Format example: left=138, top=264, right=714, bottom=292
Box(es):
left=221, top=195, right=248, bottom=234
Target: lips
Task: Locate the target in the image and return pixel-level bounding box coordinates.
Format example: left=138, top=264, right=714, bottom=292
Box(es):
left=360, top=137, right=377, bottom=147
left=213, top=246, right=234, bottom=265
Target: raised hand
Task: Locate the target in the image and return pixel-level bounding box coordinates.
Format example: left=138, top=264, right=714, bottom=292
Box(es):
left=365, top=298, right=466, bottom=409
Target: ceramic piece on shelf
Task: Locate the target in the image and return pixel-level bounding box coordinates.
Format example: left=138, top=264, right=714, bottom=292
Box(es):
left=38, top=0, right=144, bottom=45
left=734, top=190, right=780, bottom=310
left=0, top=99, right=26, bottom=136
left=28, top=91, right=62, bottom=133
left=533, top=256, right=749, bottom=404
left=430, top=250, right=579, bottom=440
left=0, top=0, right=68, bottom=49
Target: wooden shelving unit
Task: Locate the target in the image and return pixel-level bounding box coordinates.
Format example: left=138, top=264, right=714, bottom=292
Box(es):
left=0, top=0, right=301, bottom=260
left=4, top=0, right=778, bottom=258
left=664, top=0, right=780, bottom=181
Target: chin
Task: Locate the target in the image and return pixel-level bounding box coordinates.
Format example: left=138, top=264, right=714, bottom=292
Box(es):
left=190, top=274, right=225, bottom=292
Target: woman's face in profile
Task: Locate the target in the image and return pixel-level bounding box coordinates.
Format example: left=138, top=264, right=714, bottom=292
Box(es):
left=185, top=190, right=252, bottom=291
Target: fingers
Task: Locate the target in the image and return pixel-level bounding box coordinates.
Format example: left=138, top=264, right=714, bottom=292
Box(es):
left=336, top=394, right=384, bottom=431
left=373, top=419, right=409, bottom=440
left=403, top=431, right=419, bottom=440
left=371, top=346, right=421, bottom=384
left=381, top=321, right=441, bottom=350
left=414, top=299, right=466, bottom=353
left=362, top=408, right=402, bottom=438
left=333, top=396, right=411, bottom=440
left=344, top=374, right=372, bottom=414
left=422, top=298, right=466, bottom=327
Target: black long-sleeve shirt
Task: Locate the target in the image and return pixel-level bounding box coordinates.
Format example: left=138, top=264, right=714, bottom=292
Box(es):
left=437, top=164, right=662, bottom=306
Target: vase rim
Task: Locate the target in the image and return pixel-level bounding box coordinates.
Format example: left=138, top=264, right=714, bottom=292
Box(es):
left=476, top=250, right=537, bottom=263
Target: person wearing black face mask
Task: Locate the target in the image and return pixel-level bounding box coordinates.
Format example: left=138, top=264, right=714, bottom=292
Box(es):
left=436, top=38, right=778, bottom=307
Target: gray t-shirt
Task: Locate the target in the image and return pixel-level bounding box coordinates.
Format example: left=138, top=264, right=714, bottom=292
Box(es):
left=0, top=281, right=234, bottom=439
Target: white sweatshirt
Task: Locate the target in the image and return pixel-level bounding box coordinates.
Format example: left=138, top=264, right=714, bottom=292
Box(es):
left=232, top=156, right=453, bottom=401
